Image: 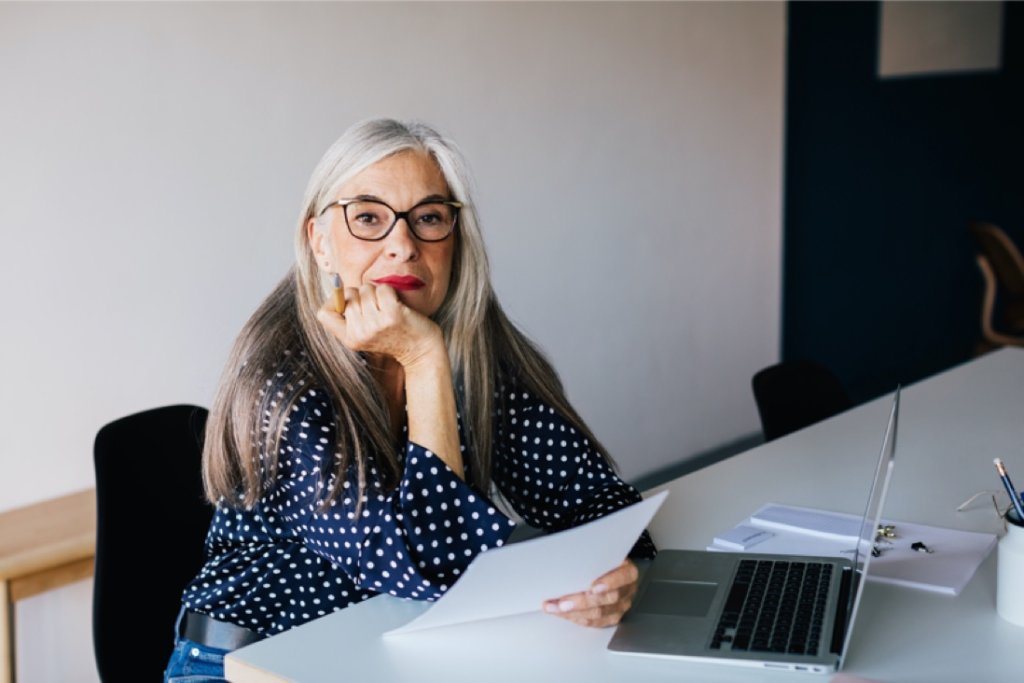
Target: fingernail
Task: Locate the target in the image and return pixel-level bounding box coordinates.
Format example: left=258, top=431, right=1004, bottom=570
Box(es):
left=559, top=600, right=575, bottom=612
left=592, top=583, right=608, bottom=594
left=543, top=602, right=559, bottom=614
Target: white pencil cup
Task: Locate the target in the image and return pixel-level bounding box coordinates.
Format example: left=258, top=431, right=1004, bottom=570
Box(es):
left=997, top=510, right=1024, bottom=626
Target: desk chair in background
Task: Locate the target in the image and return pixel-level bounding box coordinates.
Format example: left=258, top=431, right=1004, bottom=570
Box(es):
left=969, top=221, right=1024, bottom=350
left=751, top=360, right=852, bottom=441
left=92, top=405, right=211, bottom=682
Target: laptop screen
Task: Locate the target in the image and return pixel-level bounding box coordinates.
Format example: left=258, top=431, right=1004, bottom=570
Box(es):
left=840, top=387, right=900, bottom=662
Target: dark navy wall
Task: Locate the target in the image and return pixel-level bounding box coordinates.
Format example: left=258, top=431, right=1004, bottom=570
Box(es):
left=783, top=2, right=1024, bottom=403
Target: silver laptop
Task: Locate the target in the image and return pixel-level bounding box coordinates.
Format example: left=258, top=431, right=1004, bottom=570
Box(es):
left=608, top=388, right=900, bottom=674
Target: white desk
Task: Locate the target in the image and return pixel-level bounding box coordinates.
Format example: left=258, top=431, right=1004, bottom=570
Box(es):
left=226, top=348, right=1024, bottom=683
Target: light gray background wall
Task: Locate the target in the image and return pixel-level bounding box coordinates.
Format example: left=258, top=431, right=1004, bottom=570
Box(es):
left=0, top=3, right=784, bottom=680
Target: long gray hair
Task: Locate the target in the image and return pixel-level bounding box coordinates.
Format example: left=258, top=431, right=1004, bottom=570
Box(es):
left=203, top=119, right=613, bottom=509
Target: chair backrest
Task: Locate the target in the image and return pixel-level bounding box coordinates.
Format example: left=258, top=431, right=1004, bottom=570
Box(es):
left=752, top=360, right=853, bottom=442
left=92, top=404, right=211, bottom=682
left=969, top=221, right=1024, bottom=296
left=969, top=222, right=1024, bottom=342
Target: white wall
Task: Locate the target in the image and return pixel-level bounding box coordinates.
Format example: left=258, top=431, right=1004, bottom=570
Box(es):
left=0, top=3, right=784, bottom=680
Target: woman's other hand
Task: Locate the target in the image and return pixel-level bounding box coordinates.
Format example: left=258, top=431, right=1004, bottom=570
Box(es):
left=542, top=559, right=639, bottom=628
left=316, top=283, right=444, bottom=369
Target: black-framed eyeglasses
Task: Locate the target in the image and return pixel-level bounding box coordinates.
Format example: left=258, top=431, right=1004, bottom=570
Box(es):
left=318, top=197, right=462, bottom=242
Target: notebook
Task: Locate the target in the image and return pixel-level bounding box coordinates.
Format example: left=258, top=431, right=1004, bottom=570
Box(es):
left=607, top=388, right=901, bottom=674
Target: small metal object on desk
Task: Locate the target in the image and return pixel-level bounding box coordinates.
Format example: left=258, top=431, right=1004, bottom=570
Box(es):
left=911, top=541, right=934, bottom=554
left=876, top=524, right=897, bottom=539
left=871, top=525, right=896, bottom=558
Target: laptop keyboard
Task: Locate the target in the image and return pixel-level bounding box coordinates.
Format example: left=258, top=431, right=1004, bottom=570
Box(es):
left=709, top=559, right=832, bottom=656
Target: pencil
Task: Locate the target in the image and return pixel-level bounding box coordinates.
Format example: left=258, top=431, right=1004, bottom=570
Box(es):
left=994, top=458, right=1024, bottom=521
left=331, top=273, right=346, bottom=315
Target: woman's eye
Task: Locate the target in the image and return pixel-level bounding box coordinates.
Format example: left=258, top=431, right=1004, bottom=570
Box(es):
left=354, top=213, right=380, bottom=224
left=416, top=213, right=442, bottom=225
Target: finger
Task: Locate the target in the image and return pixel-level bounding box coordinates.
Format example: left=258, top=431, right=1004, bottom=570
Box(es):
left=560, top=609, right=623, bottom=628
left=316, top=304, right=348, bottom=342
left=374, top=282, right=402, bottom=312
left=357, top=284, right=379, bottom=313
left=576, top=589, right=635, bottom=620
left=557, top=585, right=622, bottom=610
left=592, top=560, right=639, bottom=592
left=557, top=562, right=636, bottom=609
left=592, top=577, right=638, bottom=608
left=542, top=560, right=637, bottom=614
left=548, top=599, right=633, bottom=628
left=588, top=584, right=628, bottom=608
left=543, top=565, right=639, bottom=625
left=542, top=589, right=591, bottom=616
left=344, top=287, right=362, bottom=317
left=541, top=590, right=617, bottom=616
left=573, top=610, right=628, bottom=628
left=553, top=585, right=635, bottom=614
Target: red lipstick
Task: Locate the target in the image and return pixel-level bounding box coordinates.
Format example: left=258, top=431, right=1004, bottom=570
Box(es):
left=373, top=275, right=425, bottom=291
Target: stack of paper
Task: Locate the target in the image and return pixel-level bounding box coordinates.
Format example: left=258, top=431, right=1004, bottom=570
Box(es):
left=708, top=503, right=996, bottom=596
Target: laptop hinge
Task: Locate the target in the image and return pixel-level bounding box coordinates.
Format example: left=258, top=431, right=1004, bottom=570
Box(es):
left=829, top=566, right=856, bottom=656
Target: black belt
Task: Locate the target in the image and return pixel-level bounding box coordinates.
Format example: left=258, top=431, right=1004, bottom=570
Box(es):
left=181, top=610, right=264, bottom=651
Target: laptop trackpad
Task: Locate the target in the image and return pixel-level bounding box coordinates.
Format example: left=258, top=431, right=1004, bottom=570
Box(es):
left=636, top=580, right=718, bottom=617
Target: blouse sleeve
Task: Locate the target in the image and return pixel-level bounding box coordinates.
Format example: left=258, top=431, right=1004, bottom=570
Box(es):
left=263, top=387, right=517, bottom=601
left=491, top=382, right=657, bottom=559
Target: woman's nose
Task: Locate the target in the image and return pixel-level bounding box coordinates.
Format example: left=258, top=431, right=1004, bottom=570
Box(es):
left=383, top=218, right=420, bottom=261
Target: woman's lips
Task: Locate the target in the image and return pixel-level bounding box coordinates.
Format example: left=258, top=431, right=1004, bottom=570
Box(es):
left=372, top=275, right=425, bottom=291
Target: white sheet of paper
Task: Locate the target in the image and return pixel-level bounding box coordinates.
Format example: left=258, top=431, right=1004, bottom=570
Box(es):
left=750, top=503, right=863, bottom=541
left=384, top=490, right=667, bottom=636
left=707, top=503, right=996, bottom=596
left=712, top=524, right=775, bottom=550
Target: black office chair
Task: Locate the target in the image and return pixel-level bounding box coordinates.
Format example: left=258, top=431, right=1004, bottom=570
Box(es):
left=751, top=360, right=853, bottom=442
left=93, top=405, right=212, bottom=682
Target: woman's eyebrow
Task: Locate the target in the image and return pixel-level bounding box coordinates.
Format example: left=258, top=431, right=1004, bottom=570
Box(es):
left=417, top=193, right=449, bottom=203
left=350, top=193, right=451, bottom=205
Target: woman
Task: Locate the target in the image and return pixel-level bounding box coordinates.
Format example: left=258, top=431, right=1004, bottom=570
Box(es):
left=165, top=119, right=655, bottom=681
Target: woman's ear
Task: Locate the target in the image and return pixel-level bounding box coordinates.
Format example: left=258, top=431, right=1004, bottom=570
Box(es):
left=307, top=218, right=331, bottom=270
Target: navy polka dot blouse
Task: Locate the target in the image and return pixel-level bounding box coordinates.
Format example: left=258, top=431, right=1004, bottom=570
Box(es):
left=182, top=376, right=656, bottom=636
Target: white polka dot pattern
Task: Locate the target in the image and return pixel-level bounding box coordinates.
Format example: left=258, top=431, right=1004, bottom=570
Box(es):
left=181, top=379, right=654, bottom=635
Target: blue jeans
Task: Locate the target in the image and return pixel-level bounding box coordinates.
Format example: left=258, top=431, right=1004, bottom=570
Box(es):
left=163, top=607, right=228, bottom=683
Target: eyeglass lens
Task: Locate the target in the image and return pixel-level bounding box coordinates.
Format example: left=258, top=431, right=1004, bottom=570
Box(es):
left=344, top=200, right=456, bottom=241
